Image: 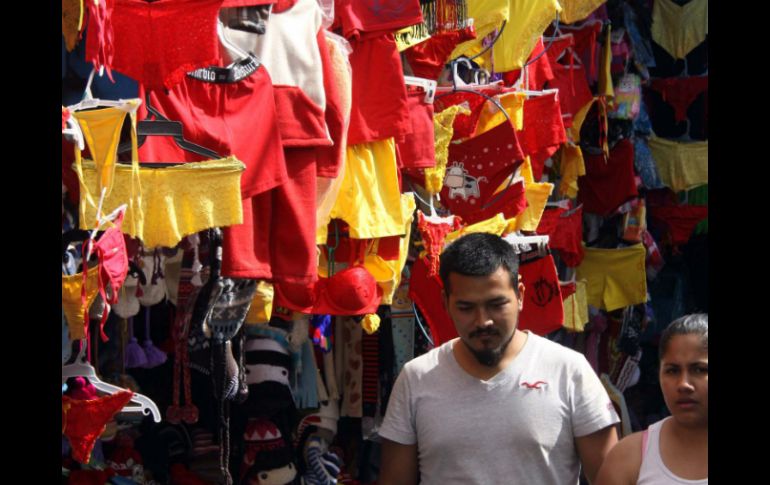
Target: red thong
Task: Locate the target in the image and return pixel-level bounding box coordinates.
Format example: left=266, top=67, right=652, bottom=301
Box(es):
left=408, top=256, right=458, bottom=346
left=433, top=87, right=507, bottom=141
left=578, top=139, right=638, bottom=216
left=439, top=122, right=526, bottom=221
left=110, top=0, right=225, bottom=90
left=518, top=253, right=564, bottom=336
left=82, top=212, right=129, bottom=342
left=548, top=61, right=593, bottom=130
left=403, top=25, right=477, bottom=81
left=417, top=212, right=463, bottom=277
left=560, top=21, right=602, bottom=83
left=648, top=76, right=709, bottom=122
left=502, top=37, right=555, bottom=90
left=536, top=206, right=585, bottom=267
left=84, top=0, right=116, bottom=81
left=544, top=35, right=576, bottom=64
left=62, top=391, right=134, bottom=464
left=517, top=91, right=567, bottom=180
left=648, top=205, right=708, bottom=246
left=461, top=179, right=528, bottom=225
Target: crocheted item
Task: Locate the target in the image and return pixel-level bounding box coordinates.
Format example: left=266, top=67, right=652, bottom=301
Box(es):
left=62, top=390, right=134, bottom=464
left=167, top=236, right=210, bottom=425
left=417, top=211, right=463, bottom=276
left=110, top=0, right=224, bottom=90
left=241, top=418, right=297, bottom=485
left=424, top=104, right=471, bottom=194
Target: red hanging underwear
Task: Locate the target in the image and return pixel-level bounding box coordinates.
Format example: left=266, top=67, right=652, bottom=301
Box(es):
left=518, top=253, right=564, bottom=336
left=110, top=0, right=225, bottom=90
left=62, top=391, right=134, bottom=464
left=578, top=139, right=638, bottom=216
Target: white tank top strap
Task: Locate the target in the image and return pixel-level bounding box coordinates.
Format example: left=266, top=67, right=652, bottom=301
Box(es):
left=637, top=418, right=708, bottom=484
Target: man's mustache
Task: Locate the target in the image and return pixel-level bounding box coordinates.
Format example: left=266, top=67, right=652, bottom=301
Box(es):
left=469, top=328, right=500, bottom=338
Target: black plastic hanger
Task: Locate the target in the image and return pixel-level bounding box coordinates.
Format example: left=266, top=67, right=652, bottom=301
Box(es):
left=117, top=93, right=221, bottom=161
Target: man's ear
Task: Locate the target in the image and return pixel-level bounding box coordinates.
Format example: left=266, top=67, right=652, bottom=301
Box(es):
left=441, top=290, right=449, bottom=309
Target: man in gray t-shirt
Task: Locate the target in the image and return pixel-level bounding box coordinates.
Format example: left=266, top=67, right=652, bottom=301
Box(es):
left=379, top=233, right=619, bottom=485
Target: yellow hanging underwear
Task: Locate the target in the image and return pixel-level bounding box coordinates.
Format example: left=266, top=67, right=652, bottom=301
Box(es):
left=449, top=0, right=510, bottom=63
left=651, top=0, right=708, bottom=60
left=557, top=0, right=607, bottom=25
left=648, top=137, right=708, bottom=193
left=73, top=100, right=142, bottom=199
left=567, top=96, right=597, bottom=143
left=62, top=269, right=100, bottom=340
left=558, top=143, right=586, bottom=199
left=491, top=0, right=562, bottom=72
left=78, top=157, right=245, bottom=248
left=427, top=104, right=471, bottom=195
left=598, top=25, right=614, bottom=100
left=562, top=279, right=589, bottom=332
left=504, top=181, right=554, bottom=233
left=576, top=243, right=647, bottom=312
left=363, top=193, right=416, bottom=305
left=472, top=91, right=525, bottom=136
left=328, top=138, right=406, bottom=240
left=444, top=213, right=508, bottom=246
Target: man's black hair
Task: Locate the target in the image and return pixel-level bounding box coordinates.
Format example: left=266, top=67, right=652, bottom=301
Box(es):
left=439, top=233, right=519, bottom=294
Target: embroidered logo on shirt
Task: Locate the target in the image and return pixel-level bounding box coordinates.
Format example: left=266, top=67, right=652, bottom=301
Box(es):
left=521, top=380, right=547, bottom=389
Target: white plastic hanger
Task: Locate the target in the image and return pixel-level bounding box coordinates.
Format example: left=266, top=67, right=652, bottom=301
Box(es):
left=404, top=75, right=437, bottom=103
left=62, top=340, right=162, bottom=423
left=503, top=232, right=550, bottom=255
left=62, top=111, right=86, bottom=151
left=546, top=199, right=572, bottom=209
left=67, top=71, right=142, bottom=113
left=423, top=193, right=455, bottom=225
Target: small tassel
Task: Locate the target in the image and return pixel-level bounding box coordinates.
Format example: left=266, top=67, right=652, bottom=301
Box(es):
left=124, top=317, right=148, bottom=368
left=361, top=314, right=381, bottom=335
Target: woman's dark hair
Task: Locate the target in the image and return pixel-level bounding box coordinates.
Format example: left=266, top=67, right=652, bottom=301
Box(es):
left=659, top=313, right=708, bottom=360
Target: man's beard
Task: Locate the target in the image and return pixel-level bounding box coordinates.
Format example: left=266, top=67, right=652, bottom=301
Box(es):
left=463, top=329, right=515, bottom=367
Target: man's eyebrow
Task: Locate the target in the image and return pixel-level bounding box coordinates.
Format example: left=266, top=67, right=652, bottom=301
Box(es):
left=486, top=296, right=510, bottom=304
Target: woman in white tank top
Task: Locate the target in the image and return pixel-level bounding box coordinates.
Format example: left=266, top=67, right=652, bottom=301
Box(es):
left=595, top=314, right=708, bottom=484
